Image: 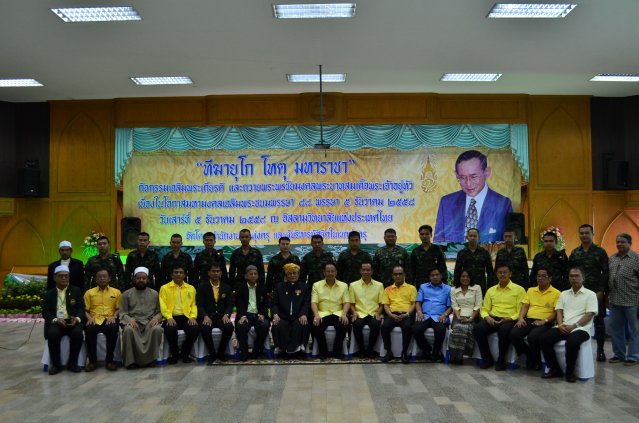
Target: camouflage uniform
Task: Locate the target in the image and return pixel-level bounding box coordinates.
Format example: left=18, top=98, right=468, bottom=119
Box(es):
left=125, top=249, right=162, bottom=289
left=193, top=248, right=228, bottom=288
left=495, top=246, right=529, bottom=289
left=529, top=249, right=569, bottom=291
left=453, top=246, right=495, bottom=294
left=160, top=251, right=194, bottom=285
left=265, top=252, right=301, bottom=295
left=300, top=250, right=335, bottom=285
left=372, top=246, right=411, bottom=287
left=84, top=254, right=126, bottom=291
left=337, top=249, right=372, bottom=285
left=410, top=244, right=448, bottom=286
left=229, top=247, right=265, bottom=292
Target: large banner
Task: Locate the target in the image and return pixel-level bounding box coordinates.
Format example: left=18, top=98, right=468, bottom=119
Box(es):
left=123, top=148, right=520, bottom=245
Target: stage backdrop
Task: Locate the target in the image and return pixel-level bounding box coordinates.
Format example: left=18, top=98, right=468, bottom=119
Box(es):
left=123, top=147, right=520, bottom=246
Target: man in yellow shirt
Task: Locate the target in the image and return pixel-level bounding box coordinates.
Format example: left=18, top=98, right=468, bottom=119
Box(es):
left=311, top=262, right=350, bottom=360
left=381, top=265, right=417, bottom=363
left=474, top=264, right=526, bottom=370
left=349, top=262, right=384, bottom=358
left=509, top=266, right=561, bottom=370
left=159, top=266, right=199, bottom=364
left=84, top=268, right=121, bottom=371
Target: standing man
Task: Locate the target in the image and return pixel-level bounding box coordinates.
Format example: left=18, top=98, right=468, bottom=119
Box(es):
left=434, top=149, right=513, bottom=243
left=193, top=231, right=228, bottom=288
left=454, top=228, right=495, bottom=294
left=235, top=265, right=270, bottom=361
left=410, top=225, right=447, bottom=286
left=337, top=231, right=372, bottom=285
left=380, top=265, right=417, bottom=363
left=373, top=228, right=411, bottom=287
left=569, top=224, right=609, bottom=361
left=495, top=228, right=529, bottom=289
left=349, top=262, right=384, bottom=358
left=530, top=231, right=569, bottom=291
left=300, top=234, right=335, bottom=285
left=229, top=228, right=265, bottom=292
left=125, top=232, right=161, bottom=289
left=84, top=235, right=125, bottom=291
left=83, top=268, right=121, bottom=372
left=160, top=233, right=194, bottom=285
left=265, top=236, right=300, bottom=296
left=47, top=240, right=84, bottom=291
left=119, top=267, right=164, bottom=370
left=607, top=233, right=639, bottom=366
left=412, top=268, right=452, bottom=362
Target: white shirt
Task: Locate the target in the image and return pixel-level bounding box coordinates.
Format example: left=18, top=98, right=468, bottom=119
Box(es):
left=465, top=183, right=489, bottom=223
left=555, top=286, right=598, bottom=333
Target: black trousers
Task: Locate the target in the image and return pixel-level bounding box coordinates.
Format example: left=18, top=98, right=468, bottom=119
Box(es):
left=473, top=318, right=516, bottom=364
left=272, top=316, right=309, bottom=354
left=235, top=313, right=270, bottom=354
left=352, top=315, right=381, bottom=353
left=84, top=320, right=119, bottom=363
left=311, top=315, right=350, bottom=357
left=162, top=315, right=199, bottom=359
left=594, top=298, right=606, bottom=352
left=540, top=327, right=590, bottom=376
left=412, top=318, right=447, bottom=357
left=200, top=316, right=234, bottom=358
left=46, top=322, right=84, bottom=368
left=381, top=313, right=413, bottom=356
left=508, top=319, right=552, bottom=366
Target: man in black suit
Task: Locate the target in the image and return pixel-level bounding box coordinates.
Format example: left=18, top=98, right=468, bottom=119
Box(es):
left=42, top=265, right=85, bottom=375
left=197, top=262, right=234, bottom=364
left=47, top=240, right=84, bottom=291
left=235, top=265, right=270, bottom=361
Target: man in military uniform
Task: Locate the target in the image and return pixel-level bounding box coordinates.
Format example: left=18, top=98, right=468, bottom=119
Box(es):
left=84, top=235, right=126, bottom=291
left=453, top=228, right=495, bottom=294
left=530, top=231, right=569, bottom=291
left=266, top=236, right=300, bottom=296
left=568, top=224, right=609, bottom=361
left=300, top=234, right=335, bottom=285
left=410, top=225, right=447, bottom=286
left=337, top=231, right=372, bottom=285
left=229, top=228, right=265, bottom=292
left=125, top=232, right=161, bottom=289
left=373, top=228, right=411, bottom=287
left=193, top=231, right=228, bottom=288
left=495, top=228, right=529, bottom=289
left=160, top=233, right=194, bottom=285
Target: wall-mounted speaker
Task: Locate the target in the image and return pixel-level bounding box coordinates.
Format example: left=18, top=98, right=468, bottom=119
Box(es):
left=506, top=212, right=527, bottom=244
left=121, top=217, right=141, bottom=249
left=605, top=160, right=628, bottom=190
left=17, top=167, right=40, bottom=197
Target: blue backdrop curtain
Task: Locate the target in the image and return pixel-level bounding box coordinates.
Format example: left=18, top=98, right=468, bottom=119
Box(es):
left=115, top=123, right=528, bottom=186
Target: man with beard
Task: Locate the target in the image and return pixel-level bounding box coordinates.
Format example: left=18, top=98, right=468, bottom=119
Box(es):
left=47, top=240, right=84, bottom=291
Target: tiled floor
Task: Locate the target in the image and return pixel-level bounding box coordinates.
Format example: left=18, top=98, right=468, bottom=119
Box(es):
left=1, top=322, right=638, bottom=423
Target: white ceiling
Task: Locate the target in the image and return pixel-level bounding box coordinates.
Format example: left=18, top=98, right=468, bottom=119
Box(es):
left=2, top=0, right=639, bottom=103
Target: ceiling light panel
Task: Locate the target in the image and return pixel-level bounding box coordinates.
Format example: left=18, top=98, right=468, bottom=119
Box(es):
left=590, top=74, right=639, bottom=82
left=0, top=79, right=43, bottom=87
left=273, top=3, right=356, bottom=19
left=130, top=76, right=193, bottom=85
left=440, top=73, right=502, bottom=82
left=487, top=3, right=577, bottom=18
left=287, top=74, right=347, bottom=82
left=51, top=6, right=142, bottom=22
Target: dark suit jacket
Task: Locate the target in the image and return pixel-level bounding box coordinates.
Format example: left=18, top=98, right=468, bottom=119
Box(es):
left=196, top=281, right=234, bottom=319
left=434, top=187, right=513, bottom=243
left=271, top=281, right=310, bottom=320
left=235, top=283, right=269, bottom=318
left=42, top=285, right=85, bottom=339
left=47, top=258, right=84, bottom=291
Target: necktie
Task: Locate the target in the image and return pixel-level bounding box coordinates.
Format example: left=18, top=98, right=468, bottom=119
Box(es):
left=466, top=198, right=478, bottom=232
left=214, top=285, right=219, bottom=301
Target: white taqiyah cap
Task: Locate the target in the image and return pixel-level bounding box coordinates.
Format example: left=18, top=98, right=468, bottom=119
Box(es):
left=54, top=265, right=70, bottom=274
left=134, top=266, right=149, bottom=276
left=59, top=241, right=72, bottom=249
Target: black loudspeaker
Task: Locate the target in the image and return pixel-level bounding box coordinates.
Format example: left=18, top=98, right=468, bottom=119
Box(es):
left=606, top=160, right=628, bottom=190
left=506, top=212, right=527, bottom=244
left=121, top=217, right=141, bottom=249
left=17, top=167, right=40, bottom=197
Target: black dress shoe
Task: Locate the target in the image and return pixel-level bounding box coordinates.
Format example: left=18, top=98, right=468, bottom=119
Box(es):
left=181, top=356, right=194, bottom=364
left=542, top=369, right=564, bottom=379
left=597, top=352, right=607, bottom=362
left=167, top=356, right=178, bottom=365
left=381, top=353, right=393, bottom=363
left=218, top=353, right=228, bottom=362
left=240, top=352, right=249, bottom=362
left=494, top=362, right=507, bottom=371
left=479, top=359, right=494, bottom=369
left=401, top=353, right=410, bottom=364
left=565, top=374, right=577, bottom=383
left=48, top=366, right=63, bottom=375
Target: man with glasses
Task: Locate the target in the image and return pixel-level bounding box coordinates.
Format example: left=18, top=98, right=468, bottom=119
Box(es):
left=380, top=266, right=417, bottom=363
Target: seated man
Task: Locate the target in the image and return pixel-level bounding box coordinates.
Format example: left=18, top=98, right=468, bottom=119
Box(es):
left=349, top=262, right=384, bottom=358
left=509, top=266, right=560, bottom=370
left=235, top=265, right=270, bottom=361
left=380, top=265, right=417, bottom=363
left=159, top=266, right=199, bottom=364
left=473, top=264, right=525, bottom=370
left=311, top=262, right=350, bottom=360
left=540, top=266, right=598, bottom=383
left=83, top=268, right=121, bottom=372
left=119, top=267, right=164, bottom=369
left=412, top=268, right=452, bottom=362
left=271, top=263, right=311, bottom=359
left=42, top=265, right=85, bottom=375
left=197, top=262, right=234, bottom=364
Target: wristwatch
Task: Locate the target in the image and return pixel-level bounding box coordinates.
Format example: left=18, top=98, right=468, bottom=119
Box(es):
left=575, top=321, right=581, bottom=328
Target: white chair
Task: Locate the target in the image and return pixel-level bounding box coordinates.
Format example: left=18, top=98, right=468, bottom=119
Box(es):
left=194, top=328, right=236, bottom=361
left=541, top=337, right=595, bottom=380
left=95, top=332, right=122, bottom=363
left=160, top=329, right=201, bottom=364
left=377, top=327, right=415, bottom=359
left=471, top=332, right=519, bottom=368
left=412, top=328, right=450, bottom=362
left=347, top=325, right=382, bottom=357
left=311, top=326, right=350, bottom=357
left=245, top=326, right=273, bottom=358
left=41, top=336, right=87, bottom=372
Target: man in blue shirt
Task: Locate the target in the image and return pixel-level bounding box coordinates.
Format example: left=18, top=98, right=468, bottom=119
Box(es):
left=412, top=268, right=452, bottom=361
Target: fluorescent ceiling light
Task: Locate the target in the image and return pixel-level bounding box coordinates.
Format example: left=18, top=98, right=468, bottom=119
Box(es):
left=440, top=73, right=502, bottom=82
left=487, top=3, right=576, bottom=18
left=130, top=76, right=193, bottom=85
left=590, top=74, right=639, bottom=82
left=287, top=73, right=347, bottom=82
left=51, top=6, right=142, bottom=22
left=273, top=3, right=356, bottom=19
left=0, top=79, right=43, bottom=87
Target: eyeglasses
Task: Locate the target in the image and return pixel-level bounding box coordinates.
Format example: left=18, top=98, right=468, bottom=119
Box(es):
left=536, top=274, right=549, bottom=279
left=456, top=174, right=482, bottom=184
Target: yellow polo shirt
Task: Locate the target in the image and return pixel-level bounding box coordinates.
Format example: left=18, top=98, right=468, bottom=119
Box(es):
left=159, top=281, right=197, bottom=320
left=382, top=283, right=417, bottom=313
left=84, top=286, right=121, bottom=324
left=522, top=285, right=561, bottom=320
left=312, top=279, right=350, bottom=318
left=349, top=278, right=384, bottom=317
left=480, top=281, right=525, bottom=320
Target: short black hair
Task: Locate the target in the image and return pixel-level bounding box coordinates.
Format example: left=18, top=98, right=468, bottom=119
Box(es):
left=348, top=231, right=361, bottom=239
left=455, top=150, right=487, bottom=173
left=579, top=224, right=594, bottom=233
left=311, top=234, right=323, bottom=242
left=203, top=232, right=215, bottom=239
left=454, top=268, right=475, bottom=288
left=418, top=225, right=433, bottom=234
left=384, top=228, right=397, bottom=236
left=278, top=236, right=291, bottom=243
